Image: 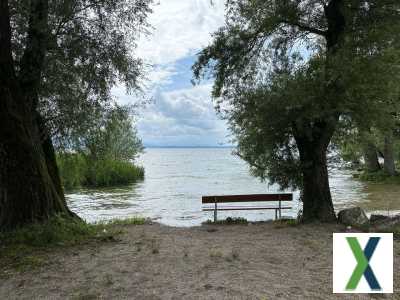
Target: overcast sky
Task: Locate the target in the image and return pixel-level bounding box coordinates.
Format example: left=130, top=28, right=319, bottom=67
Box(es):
left=113, top=0, right=230, bottom=147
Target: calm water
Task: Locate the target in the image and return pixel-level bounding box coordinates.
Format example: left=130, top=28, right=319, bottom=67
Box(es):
left=67, top=148, right=400, bottom=226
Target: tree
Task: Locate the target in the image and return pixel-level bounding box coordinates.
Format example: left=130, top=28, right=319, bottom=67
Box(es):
left=84, top=106, right=144, bottom=162
left=0, top=0, right=151, bottom=230
left=193, top=0, right=400, bottom=222
left=383, top=134, right=396, bottom=175
left=57, top=105, right=144, bottom=189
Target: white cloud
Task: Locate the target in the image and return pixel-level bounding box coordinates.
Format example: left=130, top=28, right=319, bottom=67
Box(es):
left=113, top=0, right=229, bottom=146
left=137, top=0, right=225, bottom=88
left=137, top=84, right=230, bottom=146
left=137, top=0, right=225, bottom=65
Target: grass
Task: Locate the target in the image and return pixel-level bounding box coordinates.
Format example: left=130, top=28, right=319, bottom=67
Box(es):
left=272, top=218, right=298, bottom=228
left=85, top=159, right=145, bottom=187
left=57, top=153, right=145, bottom=190
left=100, top=217, right=148, bottom=226
left=0, top=215, right=146, bottom=274
left=358, top=170, right=400, bottom=184
left=204, top=217, right=249, bottom=225
left=209, top=248, right=223, bottom=259
left=225, top=249, right=240, bottom=262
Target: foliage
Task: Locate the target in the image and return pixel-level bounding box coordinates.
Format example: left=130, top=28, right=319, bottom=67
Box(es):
left=85, top=159, right=144, bottom=187
left=9, top=0, right=152, bottom=148
left=57, top=105, right=145, bottom=189
left=193, top=0, right=400, bottom=194
left=102, top=217, right=148, bottom=226
left=84, top=106, right=144, bottom=162
left=359, top=170, right=400, bottom=184
left=57, top=153, right=88, bottom=189
left=57, top=153, right=144, bottom=189
left=0, top=215, right=105, bottom=247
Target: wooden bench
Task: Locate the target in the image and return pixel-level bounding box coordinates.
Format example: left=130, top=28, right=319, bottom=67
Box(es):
left=202, top=193, right=293, bottom=222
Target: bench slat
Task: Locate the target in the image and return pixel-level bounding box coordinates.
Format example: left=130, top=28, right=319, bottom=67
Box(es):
left=202, top=193, right=292, bottom=204
left=202, top=206, right=292, bottom=211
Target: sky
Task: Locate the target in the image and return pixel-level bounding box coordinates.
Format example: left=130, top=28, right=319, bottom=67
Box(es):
left=113, top=0, right=229, bottom=147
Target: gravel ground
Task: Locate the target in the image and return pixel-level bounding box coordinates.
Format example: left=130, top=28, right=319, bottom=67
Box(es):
left=0, top=222, right=399, bottom=299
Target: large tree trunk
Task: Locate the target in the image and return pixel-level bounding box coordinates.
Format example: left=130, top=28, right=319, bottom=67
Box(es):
left=290, top=0, right=344, bottom=222
left=383, top=134, right=396, bottom=176
left=0, top=88, right=75, bottom=230
left=363, top=142, right=381, bottom=172
left=295, top=121, right=337, bottom=223
left=0, top=0, right=75, bottom=230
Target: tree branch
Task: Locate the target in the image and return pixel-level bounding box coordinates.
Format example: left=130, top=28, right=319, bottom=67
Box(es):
left=18, top=0, right=49, bottom=108
left=280, top=19, right=327, bottom=37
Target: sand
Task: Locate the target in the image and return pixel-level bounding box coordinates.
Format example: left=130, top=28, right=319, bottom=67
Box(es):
left=0, top=222, right=398, bottom=299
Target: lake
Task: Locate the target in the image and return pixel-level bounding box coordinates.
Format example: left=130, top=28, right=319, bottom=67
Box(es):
left=67, top=148, right=400, bottom=226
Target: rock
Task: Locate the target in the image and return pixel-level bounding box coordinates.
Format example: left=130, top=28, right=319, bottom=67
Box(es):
left=337, top=207, right=369, bottom=227
left=370, top=215, right=400, bottom=232
left=370, top=214, right=391, bottom=224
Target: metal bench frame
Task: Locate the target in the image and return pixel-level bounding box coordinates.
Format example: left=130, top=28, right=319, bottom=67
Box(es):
left=202, top=193, right=293, bottom=222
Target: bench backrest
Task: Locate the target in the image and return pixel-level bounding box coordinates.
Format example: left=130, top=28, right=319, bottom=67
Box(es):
left=202, top=193, right=292, bottom=204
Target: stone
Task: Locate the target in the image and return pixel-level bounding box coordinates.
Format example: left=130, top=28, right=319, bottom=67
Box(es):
left=370, top=215, right=400, bottom=232
left=370, top=214, right=391, bottom=224
left=337, top=207, right=369, bottom=227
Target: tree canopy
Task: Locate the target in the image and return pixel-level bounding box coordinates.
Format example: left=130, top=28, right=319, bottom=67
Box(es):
left=10, top=0, right=152, bottom=147
left=0, top=0, right=151, bottom=230
left=194, top=0, right=400, bottom=221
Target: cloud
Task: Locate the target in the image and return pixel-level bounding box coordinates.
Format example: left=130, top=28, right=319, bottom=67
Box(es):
left=137, top=84, right=230, bottom=147
left=137, top=0, right=225, bottom=90
left=137, top=0, right=225, bottom=65
left=113, top=0, right=228, bottom=146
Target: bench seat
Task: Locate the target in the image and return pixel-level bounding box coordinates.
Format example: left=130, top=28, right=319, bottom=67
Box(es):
left=202, top=206, right=292, bottom=211
left=202, top=193, right=293, bottom=222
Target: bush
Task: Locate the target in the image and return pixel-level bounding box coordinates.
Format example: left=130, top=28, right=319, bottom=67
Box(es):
left=359, top=170, right=400, bottom=183
left=57, top=153, right=144, bottom=189
left=57, top=153, right=88, bottom=190
left=85, top=159, right=144, bottom=187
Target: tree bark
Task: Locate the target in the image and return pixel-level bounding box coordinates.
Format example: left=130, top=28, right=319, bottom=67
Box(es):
left=0, top=0, right=75, bottom=231
left=295, top=120, right=337, bottom=222
left=290, top=0, right=345, bottom=222
left=363, top=142, right=381, bottom=172
left=383, top=134, right=396, bottom=175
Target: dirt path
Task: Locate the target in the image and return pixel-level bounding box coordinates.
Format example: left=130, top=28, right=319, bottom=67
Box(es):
left=0, top=222, right=398, bottom=299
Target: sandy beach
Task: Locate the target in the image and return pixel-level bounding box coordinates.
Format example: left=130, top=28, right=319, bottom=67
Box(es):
left=1, top=222, right=398, bottom=299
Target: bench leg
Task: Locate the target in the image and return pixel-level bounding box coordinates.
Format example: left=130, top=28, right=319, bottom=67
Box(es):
left=214, top=201, right=217, bottom=223
left=275, top=209, right=278, bottom=220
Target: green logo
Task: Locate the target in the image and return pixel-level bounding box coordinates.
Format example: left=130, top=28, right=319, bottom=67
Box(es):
left=346, top=237, right=381, bottom=291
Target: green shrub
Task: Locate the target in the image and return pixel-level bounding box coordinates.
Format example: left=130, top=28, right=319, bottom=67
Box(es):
left=359, top=170, right=400, bottom=183
left=57, top=153, right=87, bottom=190
left=57, top=153, right=144, bottom=189
left=85, top=159, right=144, bottom=187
